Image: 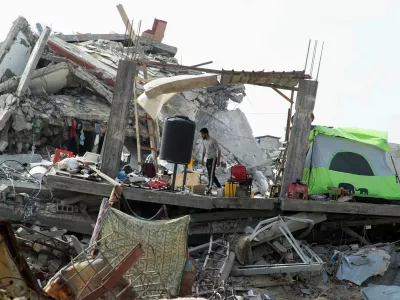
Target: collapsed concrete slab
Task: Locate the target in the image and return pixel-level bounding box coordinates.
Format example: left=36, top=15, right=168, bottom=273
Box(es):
left=47, top=36, right=118, bottom=86
left=50, top=95, right=110, bottom=122
left=0, top=63, right=70, bottom=95
left=194, top=108, right=268, bottom=168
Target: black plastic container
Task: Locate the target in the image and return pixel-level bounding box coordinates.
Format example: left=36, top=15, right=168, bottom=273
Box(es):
left=160, top=116, right=196, bottom=164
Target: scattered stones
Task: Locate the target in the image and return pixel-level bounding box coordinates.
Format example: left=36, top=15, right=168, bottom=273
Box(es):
left=5, top=94, right=18, bottom=107
left=12, top=108, right=31, bottom=132
left=182, top=91, right=199, bottom=101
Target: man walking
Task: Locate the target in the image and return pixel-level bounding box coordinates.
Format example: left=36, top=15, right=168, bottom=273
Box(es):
left=200, top=128, right=222, bottom=193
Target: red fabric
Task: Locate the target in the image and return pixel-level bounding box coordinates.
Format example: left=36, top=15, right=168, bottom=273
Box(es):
left=148, top=179, right=168, bottom=189
left=69, top=119, right=76, bottom=139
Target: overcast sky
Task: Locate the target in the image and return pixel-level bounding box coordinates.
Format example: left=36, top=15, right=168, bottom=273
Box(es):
left=1, top=0, right=400, bottom=141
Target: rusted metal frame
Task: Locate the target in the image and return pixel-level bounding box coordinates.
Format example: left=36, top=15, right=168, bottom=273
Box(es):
left=138, top=60, right=310, bottom=78
left=78, top=244, right=143, bottom=300
left=271, top=87, right=293, bottom=104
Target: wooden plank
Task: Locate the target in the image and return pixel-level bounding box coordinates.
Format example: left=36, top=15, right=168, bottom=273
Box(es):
left=140, top=145, right=156, bottom=151
left=281, top=199, right=400, bottom=217
left=116, top=4, right=135, bottom=42
left=101, top=60, right=136, bottom=177
left=46, top=175, right=213, bottom=210
left=88, top=165, right=120, bottom=186
left=16, top=27, right=51, bottom=97
left=134, top=100, right=142, bottom=172
left=280, top=80, right=317, bottom=197
left=271, top=87, right=293, bottom=103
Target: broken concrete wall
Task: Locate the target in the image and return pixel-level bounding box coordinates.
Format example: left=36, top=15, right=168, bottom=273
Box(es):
left=0, top=17, right=36, bottom=83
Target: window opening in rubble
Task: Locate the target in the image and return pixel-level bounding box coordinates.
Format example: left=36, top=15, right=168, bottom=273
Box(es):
left=329, top=151, right=374, bottom=176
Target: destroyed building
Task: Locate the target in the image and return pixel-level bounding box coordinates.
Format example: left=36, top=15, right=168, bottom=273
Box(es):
left=0, top=16, right=264, bottom=177
left=3, top=8, right=400, bottom=300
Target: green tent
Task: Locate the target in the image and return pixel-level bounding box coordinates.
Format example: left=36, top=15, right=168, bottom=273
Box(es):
left=302, top=126, right=400, bottom=200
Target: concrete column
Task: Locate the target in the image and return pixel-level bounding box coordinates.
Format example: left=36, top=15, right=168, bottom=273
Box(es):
left=101, top=60, right=136, bottom=178
left=280, top=80, right=318, bottom=198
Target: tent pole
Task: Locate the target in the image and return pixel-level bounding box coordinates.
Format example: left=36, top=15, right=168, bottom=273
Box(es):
left=390, top=153, right=400, bottom=183
left=307, top=131, right=317, bottom=188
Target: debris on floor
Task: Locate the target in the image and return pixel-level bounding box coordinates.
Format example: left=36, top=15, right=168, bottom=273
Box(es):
left=361, top=284, right=400, bottom=300
left=2, top=5, right=400, bottom=300
left=13, top=224, right=86, bottom=287
left=335, top=246, right=391, bottom=285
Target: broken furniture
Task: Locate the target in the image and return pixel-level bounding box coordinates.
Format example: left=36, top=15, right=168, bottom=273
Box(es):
left=195, top=235, right=230, bottom=296
left=233, top=213, right=325, bottom=265
left=231, top=216, right=325, bottom=276
left=44, top=233, right=144, bottom=300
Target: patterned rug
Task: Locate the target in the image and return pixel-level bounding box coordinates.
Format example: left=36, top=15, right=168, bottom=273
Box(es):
left=95, top=204, right=190, bottom=297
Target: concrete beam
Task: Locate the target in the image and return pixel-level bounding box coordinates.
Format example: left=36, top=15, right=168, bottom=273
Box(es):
left=280, top=80, right=317, bottom=197
left=46, top=175, right=214, bottom=209
left=16, top=27, right=51, bottom=97
left=0, top=202, right=93, bottom=234
left=281, top=198, right=400, bottom=217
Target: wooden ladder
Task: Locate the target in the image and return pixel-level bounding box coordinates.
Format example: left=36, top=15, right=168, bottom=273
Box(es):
left=268, top=144, right=287, bottom=197
left=269, top=107, right=293, bottom=197
left=134, top=102, right=159, bottom=172
left=134, top=65, right=159, bottom=172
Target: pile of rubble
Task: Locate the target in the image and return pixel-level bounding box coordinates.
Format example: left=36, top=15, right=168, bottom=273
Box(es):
left=14, top=224, right=89, bottom=287
left=189, top=215, right=400, bottom=300
left=0, top=14, right=272, bottom=196
left=0, top=17, right=247, bottom=153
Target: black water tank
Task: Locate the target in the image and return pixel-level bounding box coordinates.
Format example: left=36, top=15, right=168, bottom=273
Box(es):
left=160, top=116, right=196, bottom=164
